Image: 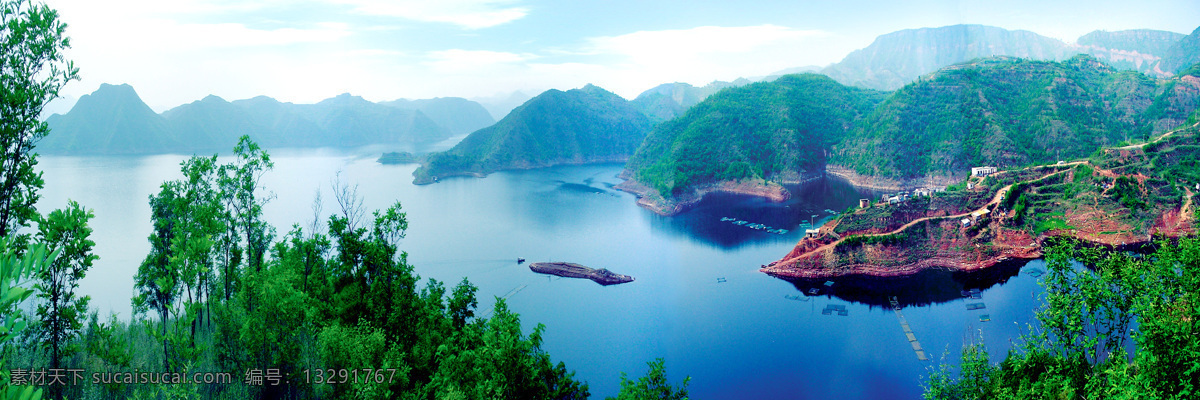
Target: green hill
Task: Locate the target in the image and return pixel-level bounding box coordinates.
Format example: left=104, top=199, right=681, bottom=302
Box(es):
left=413, top=84, right=652, bottom=184
left=831, top=55, right=1200, bottom=180
left=625, top=74, right=886, bottom=197
left=40, top=84, right=177, bottom=154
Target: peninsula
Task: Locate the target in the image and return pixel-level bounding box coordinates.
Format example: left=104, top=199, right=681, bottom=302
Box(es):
left=530, top=262, right=635, bottom=286
left=762, top=121, right=1200, bottom=279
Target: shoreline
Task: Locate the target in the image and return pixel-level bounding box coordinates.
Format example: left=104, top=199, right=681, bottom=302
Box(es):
left=615, top=165, right=959, bottom=216
left=824, top=164, right=960, bottom=192
left=614, top=171, right=822, bottom=216
left=412, top=155, right=630, bottom=185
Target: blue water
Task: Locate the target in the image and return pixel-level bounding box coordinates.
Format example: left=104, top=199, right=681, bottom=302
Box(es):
left=36, top=151, right=1045, bottom=399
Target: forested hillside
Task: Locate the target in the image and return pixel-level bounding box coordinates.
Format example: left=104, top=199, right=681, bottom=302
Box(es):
left=626, top=74, right=885, bottom=196
left=413, top=85, right=652, bottom=184
left=831, top=55, right=1200, bottom=180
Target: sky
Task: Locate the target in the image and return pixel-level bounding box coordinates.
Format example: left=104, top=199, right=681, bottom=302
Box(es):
left=40, top=0, right=1200, bottom=113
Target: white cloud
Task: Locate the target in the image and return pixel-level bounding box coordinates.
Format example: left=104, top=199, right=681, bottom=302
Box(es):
left=578, top=25, right=835, bottom=98
left=589, top=25, right=829, bottom=67
left=331, top=0, right=528, bottom=29
left=424, top=49, right=535, bottom=71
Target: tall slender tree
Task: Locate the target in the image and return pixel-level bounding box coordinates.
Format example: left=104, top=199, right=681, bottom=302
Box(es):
left=0, top=0, right=77, bottom=244
left=32, top=202, right=95, bottom=358
left=133, top=182, right=183, bottom=371
left=32, top=200, right=96, bottom=399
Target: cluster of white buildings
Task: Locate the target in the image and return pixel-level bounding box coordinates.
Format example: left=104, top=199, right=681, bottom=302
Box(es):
left=875, top=187, right=940, bottom=205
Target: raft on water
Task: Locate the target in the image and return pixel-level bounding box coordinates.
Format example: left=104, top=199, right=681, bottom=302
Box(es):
left=529, top=262, right=635, bottom=286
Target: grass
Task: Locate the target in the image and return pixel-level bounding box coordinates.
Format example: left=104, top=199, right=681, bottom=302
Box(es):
left=1033, top=212, right=1076, bottom=234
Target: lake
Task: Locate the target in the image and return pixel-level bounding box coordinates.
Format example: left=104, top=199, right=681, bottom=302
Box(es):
left=35, top=149, right=1044, bottom=399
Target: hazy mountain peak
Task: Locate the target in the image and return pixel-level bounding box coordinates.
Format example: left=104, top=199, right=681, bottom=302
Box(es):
left=320, top=92, right=371, bottom=107
left=1076, top=29, right=1184, bottom=56
left=88, top=83, right=145, bottom=104
left=818, top=24, right=1073, bottom=90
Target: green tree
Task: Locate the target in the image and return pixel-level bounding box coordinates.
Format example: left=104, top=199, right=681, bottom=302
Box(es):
left=133, top=182, right=185, bottom=371
left=221, top=136, right=274, bottom=275
left=30, top=200, right=96, bottom=397
left=0, top=236, right=56, bottom=400
left=0, top=0, right=77, bottom=244
left=608, top=358, right=689, bottom=400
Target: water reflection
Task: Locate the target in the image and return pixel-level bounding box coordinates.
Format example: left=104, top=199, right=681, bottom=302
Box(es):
left=648, top=177, right=879, bottom=249
left=779, top=260, right=1029, bottom=308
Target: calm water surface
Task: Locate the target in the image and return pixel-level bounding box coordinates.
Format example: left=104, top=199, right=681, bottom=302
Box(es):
left=36, top=149, right=1045, bottom=399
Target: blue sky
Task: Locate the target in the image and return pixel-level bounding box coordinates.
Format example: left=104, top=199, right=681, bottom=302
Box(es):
left=42, top=0, right=1200, bottom=112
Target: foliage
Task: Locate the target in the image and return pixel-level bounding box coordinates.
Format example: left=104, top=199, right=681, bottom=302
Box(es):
left=925, top=238, right=1200, bottom=399
left=1109, top=176, right=1145, bottom=211
left=834, top=55, right=1200, bottom=180
left=1032, top=212, right=1075, bottom=234
left=924, top=339, right=994, bottom=400
left=416, top=85, right=652, bottom=184
left=31, top=200, right=96, bottom=381
left=628, top=73, right=884, bottom=196
left=0, top=237, right=55, bottom=400
left=1011, top=194, right=1029, bottom=226
left=607, top=358, right=689, bottom=400
left=0, top=0, right=77, bottom=245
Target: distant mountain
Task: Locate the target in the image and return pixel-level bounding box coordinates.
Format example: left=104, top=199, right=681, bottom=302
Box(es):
left=820, top=24, right=1073, bottom=91
left=380, top=97, right=495, bottom=135
left=1162, top=26, right=1200, bottom=76
left=623, top=74, right=885, bottom=206
left=40, top=84, right=176, bottom=154
left=162, top=95, right=272, bottom=152
left=227, top=95, right=326, bottom=147
left=812, top=24, right=1200, bottom=91
left=630, top=79, right=749, bottom=122
left=763, top=66, right=823, bottom=80
left=41, top=86, right=457, bottom=155
left=471, top=91, right=534, bottom=121
left=1076, top=29, right=1185, bottom=76
left=297, top=93, right=450, bottom=146
left=831, top=55, right=1200, bottom=182
left=1077, top=29, right=1184, bottom=58
left=413, top=84, right=653, bottom=184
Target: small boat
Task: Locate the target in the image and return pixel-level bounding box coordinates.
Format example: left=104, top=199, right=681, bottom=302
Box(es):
left=517, top=258, right=526, bottom=264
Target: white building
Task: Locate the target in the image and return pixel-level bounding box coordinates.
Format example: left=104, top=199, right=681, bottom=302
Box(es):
left=971, top=166, right=998, bottom=177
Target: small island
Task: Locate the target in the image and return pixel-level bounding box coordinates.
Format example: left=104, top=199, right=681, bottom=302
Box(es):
left=530, top=262, right=635, bottom=285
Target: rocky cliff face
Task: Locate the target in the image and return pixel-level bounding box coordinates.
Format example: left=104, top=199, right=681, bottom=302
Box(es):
left=821, top=24, right=1074, bottom=91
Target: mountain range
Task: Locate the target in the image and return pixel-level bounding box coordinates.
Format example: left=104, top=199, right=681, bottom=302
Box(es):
left=621, top=54, right=1200, bottom=212
left=813, top=24, right=1200, bottom=91
left=831, top=55, right=1200, bottom=182
left=38, top=84, right=494, bottom=155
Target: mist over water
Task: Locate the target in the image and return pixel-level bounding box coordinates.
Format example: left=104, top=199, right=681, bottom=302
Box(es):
left=37, top=151, right=1044, bottom=399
